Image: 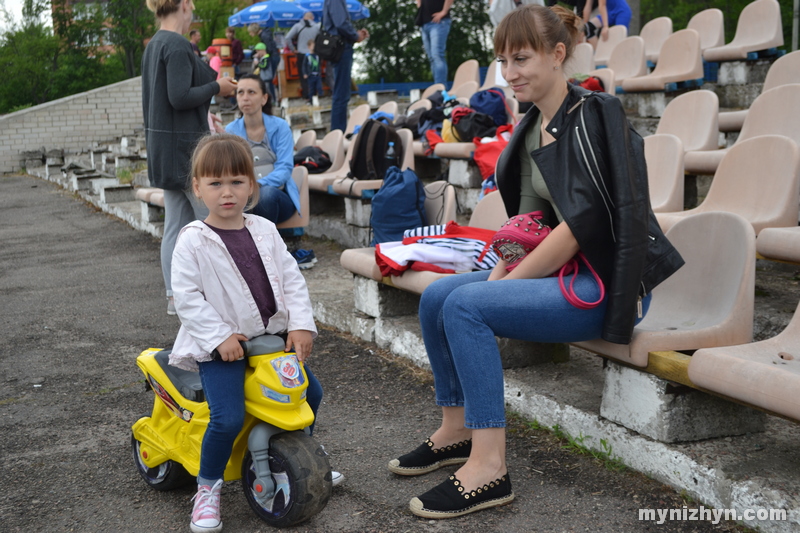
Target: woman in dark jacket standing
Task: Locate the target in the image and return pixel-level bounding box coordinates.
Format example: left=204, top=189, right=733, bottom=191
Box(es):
left=141, top=0, right=237, bottom=314
left=387, top=4, right=683, bottom=519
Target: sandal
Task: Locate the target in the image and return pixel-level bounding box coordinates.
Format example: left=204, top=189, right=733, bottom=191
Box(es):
left=409, top=473, right=514, bottom=519
left=387, top=438, right=471, bottom=476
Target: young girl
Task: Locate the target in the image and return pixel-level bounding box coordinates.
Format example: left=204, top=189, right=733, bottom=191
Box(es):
left=170, top=134, right=340, bottom=533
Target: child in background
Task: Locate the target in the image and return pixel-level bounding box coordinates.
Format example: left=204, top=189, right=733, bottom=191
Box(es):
left=206, top=46, right=221, bottom=76
left=303, top=39, right=322, bottom=105
left=253, top=42, right=276, bottom=102
left=170, top=133, right=342, bottom=533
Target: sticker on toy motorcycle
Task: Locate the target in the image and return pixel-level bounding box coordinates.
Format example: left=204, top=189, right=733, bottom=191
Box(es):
left=147, top=375, right=194, bottom=422
left=271, top=355, right=306, bottom=388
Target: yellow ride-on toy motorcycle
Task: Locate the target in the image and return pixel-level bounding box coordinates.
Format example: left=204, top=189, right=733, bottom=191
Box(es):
left=131, top=335, right=331, bottom=527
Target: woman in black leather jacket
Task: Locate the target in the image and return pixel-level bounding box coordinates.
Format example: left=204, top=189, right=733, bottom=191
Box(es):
left=387, top=4, right=684, bottom=520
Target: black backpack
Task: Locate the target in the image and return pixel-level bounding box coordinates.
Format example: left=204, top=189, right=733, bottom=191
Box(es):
left=293, top=146, right=332, bottom=174
left=347, top=119, right=403, bottom=181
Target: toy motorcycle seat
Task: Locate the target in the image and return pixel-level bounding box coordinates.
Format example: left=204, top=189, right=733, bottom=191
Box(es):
left=154, top=350, right=205, bottom=402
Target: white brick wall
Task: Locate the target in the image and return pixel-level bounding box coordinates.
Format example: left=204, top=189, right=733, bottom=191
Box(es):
left=0, top=77, right=143, bottom=174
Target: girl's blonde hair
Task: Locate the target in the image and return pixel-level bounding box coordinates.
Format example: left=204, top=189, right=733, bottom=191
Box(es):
left=494, top=4, right=583, bottom=63
left=191, top=133, right=260, bottom=211
left=145, top=0, right=181, bottom=19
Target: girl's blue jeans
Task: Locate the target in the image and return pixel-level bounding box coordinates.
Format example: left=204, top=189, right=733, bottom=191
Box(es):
left=196, top=359, right=323, bottom=485
left=419, top=270, right=650, bottom=430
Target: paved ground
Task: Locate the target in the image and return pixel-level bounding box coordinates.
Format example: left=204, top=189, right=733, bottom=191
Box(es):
left=0, top=174, right=755, bottom=532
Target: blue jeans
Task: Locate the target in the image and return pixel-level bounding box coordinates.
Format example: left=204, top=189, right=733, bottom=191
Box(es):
left=330, top=43, right=354, bottom=132
left=419, top=270, right=651, bottom=429
left=421, top=18, right=451, bottom=85
left=251, top=185, right=295, bottom=224
left=197, top=359, right=323, bottom=484
left=307, top=74, right=322, bottom=99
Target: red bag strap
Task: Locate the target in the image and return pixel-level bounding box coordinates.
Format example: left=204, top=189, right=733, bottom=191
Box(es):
left=558, top=252, right=605, bottom=309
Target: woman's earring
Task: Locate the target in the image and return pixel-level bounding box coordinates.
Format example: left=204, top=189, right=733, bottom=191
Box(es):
left=553, top=65, right=560, bottom=71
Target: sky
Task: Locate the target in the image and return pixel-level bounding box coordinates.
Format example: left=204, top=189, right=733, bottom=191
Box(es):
left=1, top=0, right=28, bottom=30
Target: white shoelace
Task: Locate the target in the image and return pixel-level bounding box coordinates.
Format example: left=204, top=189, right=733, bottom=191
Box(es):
left=192, top=479, right=222, bottom=519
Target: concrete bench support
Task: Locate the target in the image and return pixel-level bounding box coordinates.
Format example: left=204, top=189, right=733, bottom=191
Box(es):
left=100, top=184, right=133, bottom=204
left=344, top=197, right=372, bottom=227
left=354, top=276, right=420, bottom=318
left=141, top=201, right=164, bottom=223
left=447, top=159, right=482, bottom=189
left=600, top=361, right=766, bottom=443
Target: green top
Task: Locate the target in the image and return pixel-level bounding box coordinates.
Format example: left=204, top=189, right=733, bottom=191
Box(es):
left=517, top=113, right=563, bottom=225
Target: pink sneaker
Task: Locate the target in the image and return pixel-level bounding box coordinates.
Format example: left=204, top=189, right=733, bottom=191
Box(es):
left=190, top=479, right=223, bottom=533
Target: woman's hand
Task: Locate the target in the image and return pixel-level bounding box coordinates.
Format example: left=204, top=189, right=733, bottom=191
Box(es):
left=488, top=259, right=509, bottom=281
left=208, top=112, right=225, bottom=133
left=216, top=333, right=248, bottom=362
left=286, top=330, right=314, bottom=362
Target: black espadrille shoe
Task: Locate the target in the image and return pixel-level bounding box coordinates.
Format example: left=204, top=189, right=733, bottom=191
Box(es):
left=387, top=438, right=472, bottom=476
left=409, top=473, right=514, bottom=519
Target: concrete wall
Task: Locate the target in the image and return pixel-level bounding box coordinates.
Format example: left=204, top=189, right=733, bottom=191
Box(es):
left=0, top=77, right=143, bottom=174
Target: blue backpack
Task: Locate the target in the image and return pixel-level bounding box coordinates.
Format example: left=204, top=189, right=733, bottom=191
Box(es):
left=370, top=167, right=426, bottom=246
left=470, top=88, right=509, bottom=127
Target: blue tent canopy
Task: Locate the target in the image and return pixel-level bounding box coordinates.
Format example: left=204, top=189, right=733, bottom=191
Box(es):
left=228, top=1, right=310, bottom=28
left=294, top=0, right=370, bottom=21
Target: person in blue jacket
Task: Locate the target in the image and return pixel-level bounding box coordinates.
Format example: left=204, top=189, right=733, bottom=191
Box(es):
left=225, top=74, right=299, bottom=224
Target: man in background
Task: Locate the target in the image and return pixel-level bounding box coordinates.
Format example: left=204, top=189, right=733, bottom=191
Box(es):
left=415, top=0, right=454, bottom=85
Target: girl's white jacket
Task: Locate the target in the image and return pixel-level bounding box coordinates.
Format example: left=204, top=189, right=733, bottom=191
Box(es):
left=169, top=214, right=317, bottom=371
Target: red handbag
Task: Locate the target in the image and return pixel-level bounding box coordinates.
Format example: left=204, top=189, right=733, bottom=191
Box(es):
left=491, top=212, right=605, bottom=309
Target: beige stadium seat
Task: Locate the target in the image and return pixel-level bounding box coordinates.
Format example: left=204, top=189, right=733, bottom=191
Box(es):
left=640, top=16, right=673, bottom=64
left=339, top=191, right=507, bottom=291
left=450, top=81, right=479, bottom=101
left=407, top=98, right=432, bottom=113
left=703, top=0, right=783, bottom=62
left=421, top=83, right=446, bottom=100
left=685, top=84, right=800, bottom=175
left=276, top=166, right=310, bottom=230
left=607, top=36, right=647, bottom=88
left=621, top=29, right=703, bottom=93
left=331, top=128, right=415, bottom=197
left=719, top=51, right=800, bottom=132
left=645, top=134, right=684, bottom=213
left=293, top=130, right=317, bottom=151
left=479, top=60, right=500, bottom=91
left=149, top=190, right=165, bottom=207
left=687, top=8, right=725, bottom=53
left=564, top=42, right=596, bottom=77
left=593, top=25, right=628, bottom=67
left=423, top=181, right=457, bottom=227
left=307, top=129, right=347, bottom=192
left=134, top=187, right=160, bottom=203
left=655, top=89, right=719, bottom=153
left=451, top=59, right=480, bottom=94
left=342, top=103, right=371, bottom=151
left=377, top=100, right=398, bottom=117
left=588, top=68, right=615, bottom=94
left=688, top=298, right=800, bottom=421
left=575, top=211, right=756, bottom=368
left=756, top=226, right=800, bottom=264
left=657, top=135, right=800, bottom=235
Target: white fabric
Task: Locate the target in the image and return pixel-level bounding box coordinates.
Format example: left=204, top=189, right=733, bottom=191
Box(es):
left=488, top=0, right=543, bottom=27
left=170, top=214, right=317, bottom=371
left=378, top=241, right=475, bottom=273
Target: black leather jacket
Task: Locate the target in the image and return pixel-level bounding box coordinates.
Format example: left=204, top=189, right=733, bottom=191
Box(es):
left=496, top=84, right=684, bottom=344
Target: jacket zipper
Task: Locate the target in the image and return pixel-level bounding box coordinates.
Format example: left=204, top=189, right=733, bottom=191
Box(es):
left=573, top=100, right=616, bottom=242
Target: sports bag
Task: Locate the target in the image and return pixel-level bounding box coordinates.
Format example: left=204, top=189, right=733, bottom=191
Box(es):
left=369, top=167, right=426, bottom=246
left=470, top=88, right=509, bottom=127
left=491, top=211, right=605, bottom=309
left=347, top=119, right=402, bottom=181
left=453, top=112, right=497, bottom=142
left=293, top=146, right=332, bottom=173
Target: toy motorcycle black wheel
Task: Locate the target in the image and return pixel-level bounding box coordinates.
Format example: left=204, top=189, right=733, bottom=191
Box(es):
left=131, top=430, right=194, bottom=491
left=242, top=431, right=332, bottom=527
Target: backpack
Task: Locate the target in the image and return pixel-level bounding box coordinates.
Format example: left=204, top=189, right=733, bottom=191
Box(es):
left=347, top=119, right=402, bottom=181
left=470, top=88, right=509, bottom=127
left=293, top=145, right=332, bottom=173
left=369, top=167, right=426, bottom=245
left=454, top=112, right=498, bottom=142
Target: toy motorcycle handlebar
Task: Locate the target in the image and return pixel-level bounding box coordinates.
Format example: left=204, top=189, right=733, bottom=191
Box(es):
left=210, top=334, right=289, bottom=361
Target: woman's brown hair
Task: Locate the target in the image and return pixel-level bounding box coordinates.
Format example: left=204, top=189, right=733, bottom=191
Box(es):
left=146, top=0, right=181, bottom=19
left=191, top=133, right=260, bottom=210
left=494, top=4, right=583, bottom=63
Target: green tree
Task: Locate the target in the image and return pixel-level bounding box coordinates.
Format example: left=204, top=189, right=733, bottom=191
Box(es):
left=106, top=0, right=154, bottom=78
left=357, top=0, right=494, bottom=84
left=194, top=0, right=244, bottom=49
